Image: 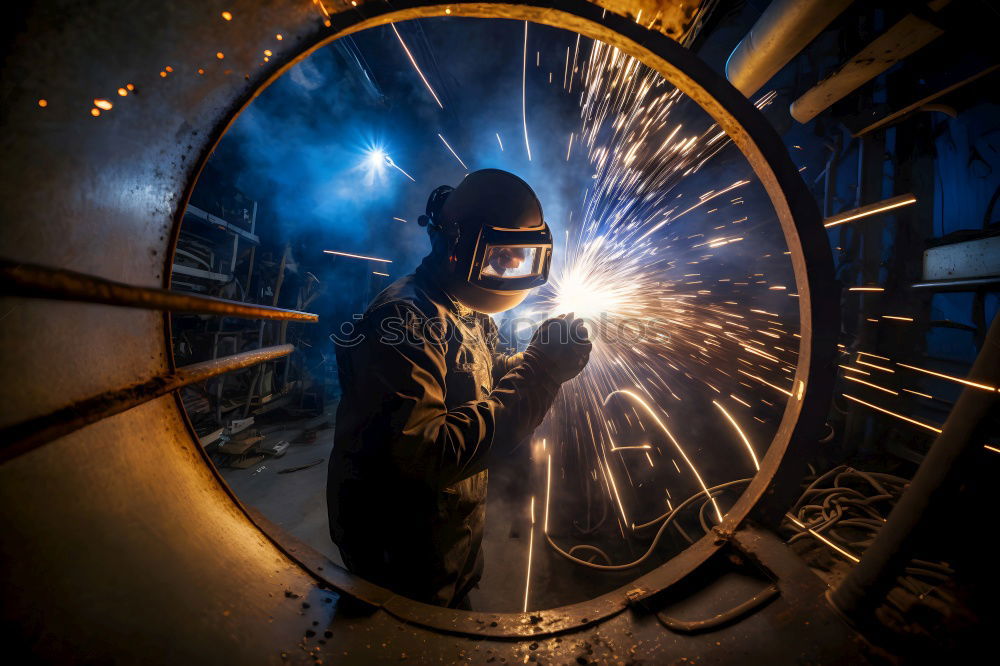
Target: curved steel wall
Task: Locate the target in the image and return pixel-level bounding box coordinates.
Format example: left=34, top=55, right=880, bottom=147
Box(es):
left=0, top=1, right=839, bottom=662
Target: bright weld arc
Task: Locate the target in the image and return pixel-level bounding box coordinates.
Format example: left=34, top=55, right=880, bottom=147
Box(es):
left=519, top=39, right=814, bottom=571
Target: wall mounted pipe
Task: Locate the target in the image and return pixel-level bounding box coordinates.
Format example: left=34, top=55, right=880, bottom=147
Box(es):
left=725, top=0, right=854, bottom=97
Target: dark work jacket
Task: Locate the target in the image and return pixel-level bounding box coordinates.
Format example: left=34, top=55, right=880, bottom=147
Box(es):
left=327, top=260, right=561, bottom=607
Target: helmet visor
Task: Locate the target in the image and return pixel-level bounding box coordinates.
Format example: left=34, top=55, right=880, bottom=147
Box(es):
left=480, top=245, right=545, bottom=279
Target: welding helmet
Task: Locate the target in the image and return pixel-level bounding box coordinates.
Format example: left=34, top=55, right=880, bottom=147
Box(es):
left=420, top=169, right=552, bottom=314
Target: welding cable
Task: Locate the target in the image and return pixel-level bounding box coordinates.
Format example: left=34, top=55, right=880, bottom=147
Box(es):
left=671, top=519, right=697, bottom=545
left=835, top=495, right=894, bottom=514
left=903, top=566, right=951, bottom=582
left=790, top=465, right=851, bottom=513
left=697, top=491, right=725, bottom=535
left=633, top=478, right=752, bottom=530
left=567, top=544, right=613, bottom=565
left=572, top=484, right=609, bottom=535
left=647, top=584, right=780, bottom=635
left=818, top=422, right=835, bottom=444
left=834, top=468, right=892, bottom=497
left=546, top=478, right=751, bottom=571
left=784, top=465, right=954, bottom=602
left=911, top=558, right=954, bottom=575
left=793, top=468, right=906, bottom=521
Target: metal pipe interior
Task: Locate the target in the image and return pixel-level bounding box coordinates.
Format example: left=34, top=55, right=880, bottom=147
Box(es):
left=0, top=0, right=836, bottom=660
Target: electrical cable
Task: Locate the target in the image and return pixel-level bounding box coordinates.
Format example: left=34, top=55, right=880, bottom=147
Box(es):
left=783, top=465, right=954, bottom=614
left=546, top=478, right=751, bottom=571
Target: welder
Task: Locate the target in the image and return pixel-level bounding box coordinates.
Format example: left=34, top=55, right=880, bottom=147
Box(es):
left=327, top=169, right=591, bottom=608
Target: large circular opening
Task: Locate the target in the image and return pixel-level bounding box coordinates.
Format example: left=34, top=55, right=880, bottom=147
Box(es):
left=169, top=4, right=832, bottom=618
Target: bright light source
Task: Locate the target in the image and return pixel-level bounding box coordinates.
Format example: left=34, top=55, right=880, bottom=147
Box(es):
left=360, top=145, right=415, bottom=184
left=365, top=147, right=387, bottom=171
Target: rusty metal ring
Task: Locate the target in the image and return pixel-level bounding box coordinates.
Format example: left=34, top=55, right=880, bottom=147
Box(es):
left=0, top=0, right=836, bottom=647
left=179, top=0, right=837, bottom=638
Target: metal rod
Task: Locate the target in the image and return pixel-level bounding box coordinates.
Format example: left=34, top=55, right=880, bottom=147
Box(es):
left=853, top=65, right=999, bottom=137
left=651, top=585, right=780, bottom=634
left=823, top=194, right=917, bottom=228
left=911, top=276, right=1000, bottom=290
left=791, top=5, right=948, bottom=123
left=0, top=258, right=318, bottom=322
left=725, top=0, right=854, bottom=97
left=827, top=312, right=1000, bottom=624
left=0, top=344, right=295, bottom=463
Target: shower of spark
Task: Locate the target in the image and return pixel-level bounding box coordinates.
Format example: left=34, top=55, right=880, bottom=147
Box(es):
left=375, top=21, right=953, bottom=610
left=522, top=40, right=798, bottom=601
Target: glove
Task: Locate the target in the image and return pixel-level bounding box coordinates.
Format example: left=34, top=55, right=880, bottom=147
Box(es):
left=525, top=313, right=592, bottom=384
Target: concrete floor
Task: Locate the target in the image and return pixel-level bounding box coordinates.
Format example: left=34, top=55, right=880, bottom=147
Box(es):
left=219, top=415, right=531, bottom=609
left=219, top=412, right=660, bottom=611
left=221, top=420, right=344, bottom=567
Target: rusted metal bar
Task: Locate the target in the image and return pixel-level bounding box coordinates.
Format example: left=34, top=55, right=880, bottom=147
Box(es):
left=852, top=65, right=999, bottom=137
left=823, top=194, right=917, bottom=229
left=791, top=2, right=950, bottom=123
left=0, top=258, right=318, bottom=322
left=0, top=344, right=294, bottom=463
left=912, top=276, right=1000, bottom=290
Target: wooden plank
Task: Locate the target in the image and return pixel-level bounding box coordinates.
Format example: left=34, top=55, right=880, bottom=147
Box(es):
left=852, top=65, right=999, bottom=136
